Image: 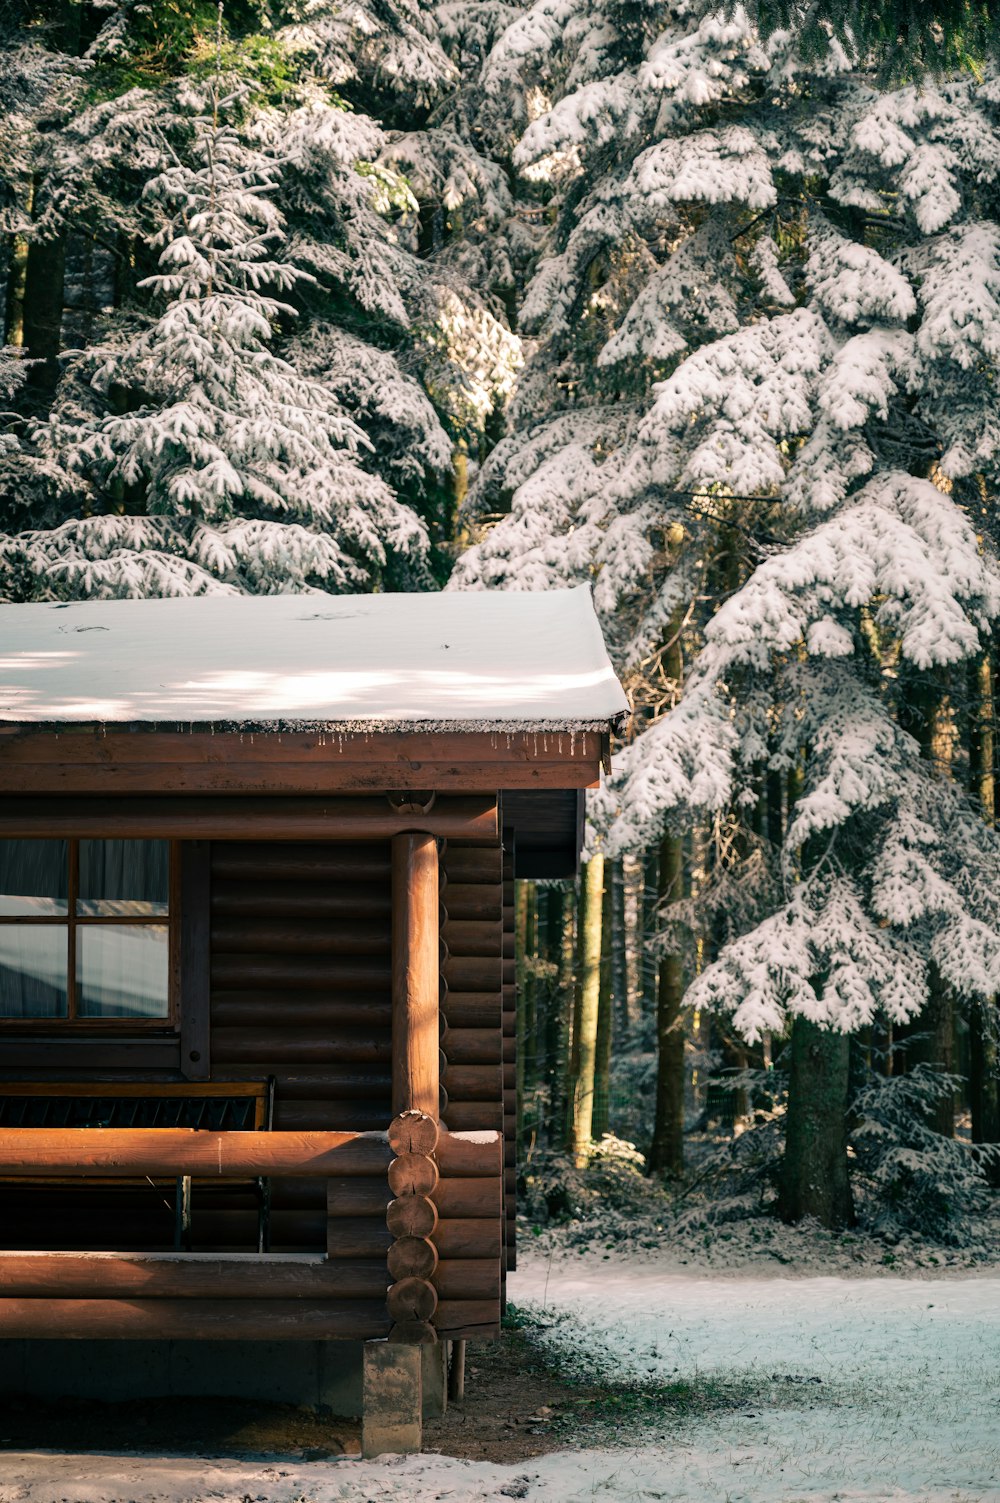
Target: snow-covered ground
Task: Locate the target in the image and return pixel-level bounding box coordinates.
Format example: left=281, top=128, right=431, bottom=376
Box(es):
left=4, top=1251, right=999, bottom=1503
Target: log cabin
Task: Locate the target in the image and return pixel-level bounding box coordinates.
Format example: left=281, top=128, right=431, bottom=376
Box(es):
left=0, top=586, right=628, bottom=1449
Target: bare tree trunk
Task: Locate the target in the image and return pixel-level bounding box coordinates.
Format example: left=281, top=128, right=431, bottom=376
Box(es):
left=593, top=871, right=614, bottom=1140
left=21, top=206, right=67, bottom=401
left=565, top=854, right=604, bottom=1166
left=641, top=847, right=658, bottom=1017
left=778, top=1014, right=854, bottom=1228
left=514, top=881, right=537, bottom=1144
left=4, top=219, right=29, bottom=348
left=648, top=828, right=685, bottom=1176
left=551, top=883, right=575, bottom=1147
left=968, top=651, right=999, bottom=1151
left=900, top=667, right=956, bottom=1136
left=609, top=858, right=629, bottom=1035
left=541, top=887, right=564, bottom=1146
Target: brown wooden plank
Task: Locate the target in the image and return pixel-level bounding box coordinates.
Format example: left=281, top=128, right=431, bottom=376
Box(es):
left=440, top=886, right=503, bottom=921
left=212, top=882, right=392, bottom=920
left=433, top=1299, right=501, bottom=1338
left=0, top=1298, right=391, bottom=1340
left=212, top=1029, right=391, bottom=1065
left=212, top=1068, right=390, bottom=1101
left=442, top=1066, right=503, bottom=1101
left=432, top=1179, right=502, bottom=1219
left=327, top=1179, right=391, bottom=1218
left=440, top=1030, right=502, bottom=1065
left=440, top=920, right=503, bottom=957
left=210, top=995, right=392, bottom=1029
left=0, top=1041, right=182, bottom=1070
left=434, top=1130, right=502, bottom=1179
left=0, top=1252, right=389, bottom=1300
left=444, top=1103, right=503, bottom=1132
left=273, top=1101, right=389, bottom=1131
left=440, top=848, right=503, bottom=884
left=432, top=1259, right=500, bottom=1301
left=0, top=1128, right=391, bottom=1178
left=441, top=995, right=504, bottom=1030
left=0, top=797, right=498, bottom=842
left=433, top=1219, right=502, bottom=1260
left=211, top=920, right=390, bottom=956
left=0, top=1081, right=267, bottom=1101
left=180, top=842, right=211, bottom=1082
left=0, top=729, right=603, bottom=767
left=210, top=957, right=392, bottom=992
left=212, top=845, right=390, bottom=882
left=327, top=1217, right=393, bottom=1259
left=0, top=762, right=599, bottom=794
left=443, top=957, right=503, bottom=991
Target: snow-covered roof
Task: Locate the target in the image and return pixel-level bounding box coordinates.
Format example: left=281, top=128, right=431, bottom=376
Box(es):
left=0, top=587, right=630, bottom=732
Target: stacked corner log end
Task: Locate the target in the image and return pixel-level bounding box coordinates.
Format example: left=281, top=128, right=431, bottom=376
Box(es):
left=385, top=1108, right=503, bottom=1343
left=385, top=1110, right=440, bottom=1344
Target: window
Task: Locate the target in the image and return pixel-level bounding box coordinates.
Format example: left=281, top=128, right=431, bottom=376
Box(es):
left=0, top=839, right=173, bottom=1025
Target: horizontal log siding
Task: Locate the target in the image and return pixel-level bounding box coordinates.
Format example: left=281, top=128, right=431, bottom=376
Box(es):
left=502, top=844, right=517, bottom=1273
left=209, top=840, right=394, bottom=1255
left=438, top=840, right=504, bottom=1333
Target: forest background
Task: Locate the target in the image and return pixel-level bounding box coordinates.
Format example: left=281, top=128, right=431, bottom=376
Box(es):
left=2, top=0, right=1000, bottom=1252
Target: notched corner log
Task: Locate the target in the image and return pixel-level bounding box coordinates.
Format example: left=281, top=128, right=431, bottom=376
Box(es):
left=387, top=1109, right=439, bottom=1157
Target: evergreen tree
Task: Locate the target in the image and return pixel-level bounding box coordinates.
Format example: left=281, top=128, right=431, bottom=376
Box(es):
left=0, top=0, right=518, bottom=597
left=450, top=2, right=1000, bottom=1206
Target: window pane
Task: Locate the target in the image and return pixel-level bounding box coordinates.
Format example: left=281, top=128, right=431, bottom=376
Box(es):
left=0, top=927, right=69, bottom=1016
left=77, top=924, right=170, bottom=1018
left=78, top=840, right=169, bottom=917
left=0, top=839, right=69, bottom=916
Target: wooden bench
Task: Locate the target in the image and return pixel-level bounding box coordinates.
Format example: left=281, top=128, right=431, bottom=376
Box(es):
left=0, top=1081, right=275, bottom=1252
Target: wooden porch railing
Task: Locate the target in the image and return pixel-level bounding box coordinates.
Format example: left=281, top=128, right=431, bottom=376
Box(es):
left=0, top=1119, right=502, bottom=1341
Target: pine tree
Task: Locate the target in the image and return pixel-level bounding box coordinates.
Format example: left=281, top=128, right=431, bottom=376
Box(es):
left=451, top=3, right=1000, bottom=1219
left=0, top=0, right=519, bottom=597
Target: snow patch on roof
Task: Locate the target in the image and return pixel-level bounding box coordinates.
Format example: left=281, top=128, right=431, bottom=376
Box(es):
left=0, top=587, right=630, bottom=731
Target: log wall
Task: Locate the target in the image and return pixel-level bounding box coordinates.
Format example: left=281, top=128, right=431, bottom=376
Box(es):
left=210, top=839, right=393, bottom=1256
left=0, top=830, right=507, bottom=1339
left=438, top=837, right=512, bottom=1299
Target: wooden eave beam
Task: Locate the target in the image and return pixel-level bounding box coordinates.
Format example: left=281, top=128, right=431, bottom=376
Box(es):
left=0, top=728, right=606, bottom=795
left=0, top=795, right=497, bottom=841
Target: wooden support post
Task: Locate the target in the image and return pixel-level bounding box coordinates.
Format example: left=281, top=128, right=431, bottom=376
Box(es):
left=362, top=1340, right=422, bottom=1456
left=422, top=1339, right=448, bottom=1419
left=392, top=833, right=441, bottom=1118
left=448, top=1338, right=466, bottom=1403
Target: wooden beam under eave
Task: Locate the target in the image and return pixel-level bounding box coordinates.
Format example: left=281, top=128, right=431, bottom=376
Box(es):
left=0, top=795, right=498, bottom=842
left=0, top=728, right=606, bottom=794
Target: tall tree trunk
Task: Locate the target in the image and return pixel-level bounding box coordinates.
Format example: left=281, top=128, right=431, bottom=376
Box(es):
left=541, top=888, right=561, bottom=1145
left=899, top=666, right=956, bottom=1136
left=648, top=828, right=685, bottom=1176
left=778, top=1014, right=854, bottom=1228
left=565, top=854, right=604, bottom=1167
left=551, top=883, right=576, bottom=1147
left=514, top=881, right=537, bottom=1144
left=4, top=227, right=29, bottom=348
left=593, top=871, right=614, bottom=1140
left=609, top=858, right=629, bottom=1035
left=21, top=205, right=67, bottom=400
left=641, top=847, right=658, bottom=1016
left=967, top=651, right=999, bottom=1150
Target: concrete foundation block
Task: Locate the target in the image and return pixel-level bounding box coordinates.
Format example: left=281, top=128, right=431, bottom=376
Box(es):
left=361, top=1340, right=422, bottom=1456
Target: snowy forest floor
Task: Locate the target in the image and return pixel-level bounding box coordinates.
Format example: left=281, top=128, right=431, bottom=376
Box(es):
left=3, top=1235, right=999, bottom=1503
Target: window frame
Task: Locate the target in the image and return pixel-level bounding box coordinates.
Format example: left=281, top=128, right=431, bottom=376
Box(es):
left=0, top=838, right=180, bottom=1033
